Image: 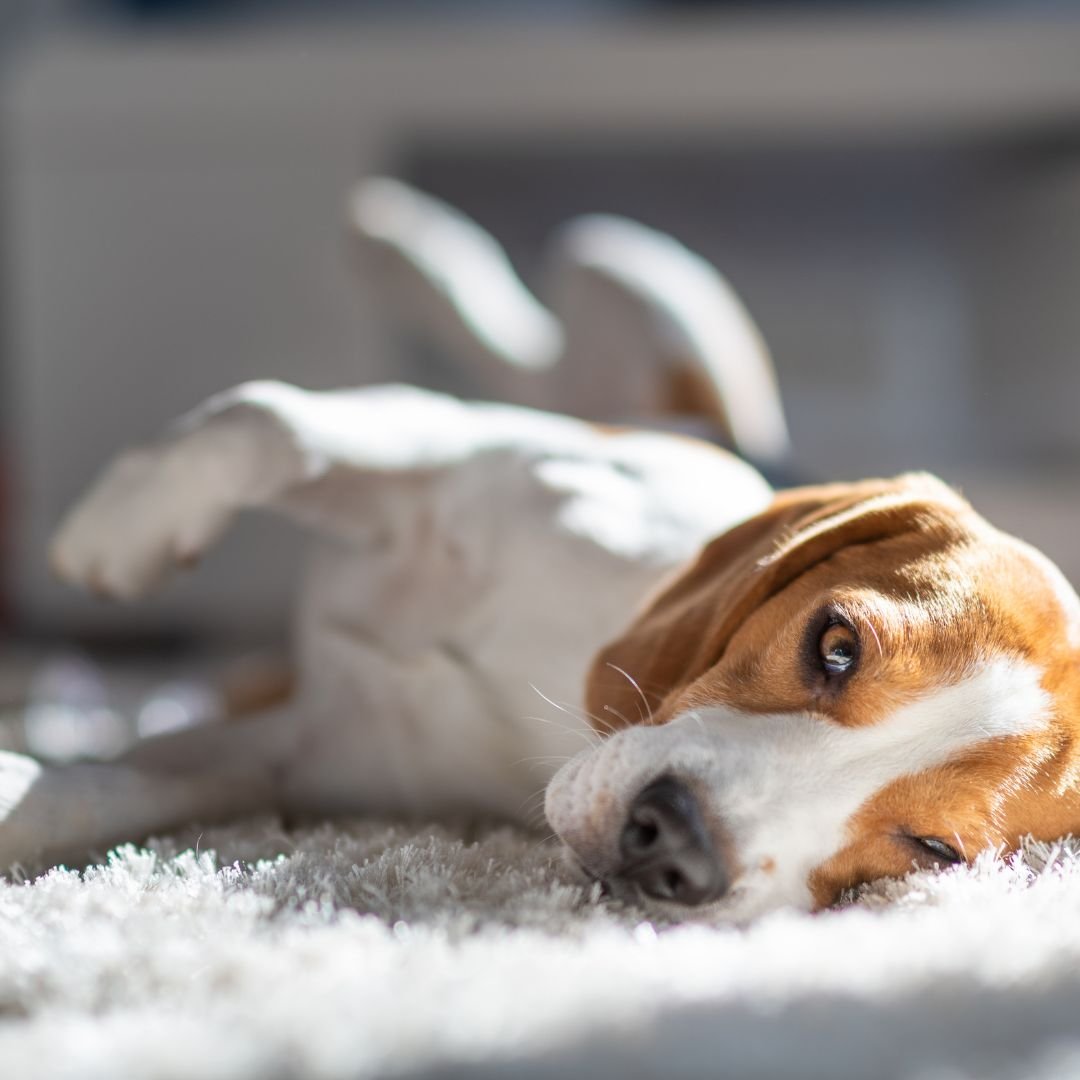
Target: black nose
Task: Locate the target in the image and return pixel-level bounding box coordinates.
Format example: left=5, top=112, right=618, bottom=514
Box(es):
left=617, top=776, right=726, bottom=906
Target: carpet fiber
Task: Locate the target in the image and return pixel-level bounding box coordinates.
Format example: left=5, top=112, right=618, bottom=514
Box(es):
left=3, top=818, right=1080, bottom=1079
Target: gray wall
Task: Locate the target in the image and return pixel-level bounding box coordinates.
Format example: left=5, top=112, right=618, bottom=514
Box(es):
left=5, top=15, right=1080, bottom=639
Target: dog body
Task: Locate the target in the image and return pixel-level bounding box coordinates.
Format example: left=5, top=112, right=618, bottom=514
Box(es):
left=5, top=379, right=1080, bottom=923
left=1, top=381, right=767, bottom=861
left=7, top=183, right=1080, bottom=922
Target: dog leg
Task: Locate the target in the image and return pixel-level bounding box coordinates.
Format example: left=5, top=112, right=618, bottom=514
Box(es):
left=51, top=380, right=768, bottom=640
left=50, top=380, right=341, bottom=599
left=0, top=708, right=293, bottom=872
left=50, top=380, right=603, bottom=593
left=348, top=177, right=790, bottom=462
left=349, top=177, right=562, bottom=384
left=45, top=381, right=770, bottom=837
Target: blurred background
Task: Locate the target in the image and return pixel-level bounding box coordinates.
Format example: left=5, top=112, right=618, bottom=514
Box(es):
left=1, top=0, right=1079, bottom=757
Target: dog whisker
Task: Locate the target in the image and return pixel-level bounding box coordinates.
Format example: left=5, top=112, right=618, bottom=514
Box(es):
left=602, top=703, right=633, bottom=729
left=863, top=617, right=884, bottom=660
left=525, top=831, right=560, bottom=857
left=952, top=829, right=969, bottom=862
left=516, top=784, right=553, bottom=819
left=510, top=753, right=574, bottom=769
left=520, top=716, right=598, bottom=748
left=605, top=662, right=655, bottom=725
left=519, top=708, right=600, bottom=748
left=527, top=685, right=611, bottom=741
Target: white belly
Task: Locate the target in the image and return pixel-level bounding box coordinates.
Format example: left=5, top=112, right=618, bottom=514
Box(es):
left=281, top=436, right=771, bottom=821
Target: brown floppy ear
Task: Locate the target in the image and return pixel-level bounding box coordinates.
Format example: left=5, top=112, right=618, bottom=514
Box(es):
left=585, top=472, right=969, bottom=731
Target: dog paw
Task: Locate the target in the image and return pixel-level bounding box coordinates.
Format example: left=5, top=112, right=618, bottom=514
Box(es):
left=50, top=436, right=242, bottom=601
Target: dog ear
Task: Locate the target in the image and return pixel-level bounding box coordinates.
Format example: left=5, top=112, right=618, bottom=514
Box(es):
left=584, top=473, right=969, bottom=731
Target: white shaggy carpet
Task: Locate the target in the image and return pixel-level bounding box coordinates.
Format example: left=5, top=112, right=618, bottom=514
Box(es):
left=4, top=819, right=1080, bottom=1080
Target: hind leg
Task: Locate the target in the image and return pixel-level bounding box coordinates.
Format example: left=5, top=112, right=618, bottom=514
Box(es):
left=36, top=381, right=590, bottom=856
left=0, top=705, right=294, bottom=871
left=40, top=379, right=766, bottom=852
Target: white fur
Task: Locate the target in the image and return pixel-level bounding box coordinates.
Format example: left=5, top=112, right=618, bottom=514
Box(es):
left=3, top=382, right=769, bottom=868
left=15, top=379, right=1066, bottom=924
left=348, top=179, right=791, bottom=463
left=547, top=658, right=1051, bottom=923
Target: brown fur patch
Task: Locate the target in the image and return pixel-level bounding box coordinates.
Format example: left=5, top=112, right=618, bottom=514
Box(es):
left=585, top=473, right=1080, bottom=906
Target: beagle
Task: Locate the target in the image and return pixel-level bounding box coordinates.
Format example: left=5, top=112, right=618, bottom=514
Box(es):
left=3, top=184, right=1077, bottom=923
left=0, top=381, right=1075, bottom=924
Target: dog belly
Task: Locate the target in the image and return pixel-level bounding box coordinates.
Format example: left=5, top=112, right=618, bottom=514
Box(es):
left=277, top=437, right=771, bottom=821
left=280, top=640, right=560, bottom=820
left=281, top=616, right=617, bottom=822
left=280, top=538, right=660, bottom=821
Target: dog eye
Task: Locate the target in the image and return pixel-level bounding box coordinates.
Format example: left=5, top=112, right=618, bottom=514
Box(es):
left=915, top=837, right=962, bottom=864
left=818, top=621, right=859, bottom=677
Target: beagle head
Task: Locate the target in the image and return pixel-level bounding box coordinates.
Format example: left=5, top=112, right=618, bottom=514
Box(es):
left=545, top=473, right=1080, bottom=922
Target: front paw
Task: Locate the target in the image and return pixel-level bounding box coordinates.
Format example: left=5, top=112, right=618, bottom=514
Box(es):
left=50, top=438, right=238, bottom=601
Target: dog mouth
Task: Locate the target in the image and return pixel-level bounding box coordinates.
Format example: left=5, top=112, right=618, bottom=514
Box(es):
left=558, top=846, right=599, bottom=886
left=556, top=843, right=645, bottom=906
left=547, top=746, right=734, bottom=913
left=545, top=720, right=770, bottom=917
left=544, top=722, right=699, bottom=861
left=544, top=746, right=629, bottom=877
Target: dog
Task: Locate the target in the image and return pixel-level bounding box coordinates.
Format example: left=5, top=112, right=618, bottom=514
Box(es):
left=3, top=184, right=1079, bottom=926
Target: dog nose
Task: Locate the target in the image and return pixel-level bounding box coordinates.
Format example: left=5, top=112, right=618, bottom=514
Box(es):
left=617, top=776, right=726, bottom=906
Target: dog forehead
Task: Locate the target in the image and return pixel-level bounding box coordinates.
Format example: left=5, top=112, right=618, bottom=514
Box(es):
left=814, top=521, right=1079, bottom=663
